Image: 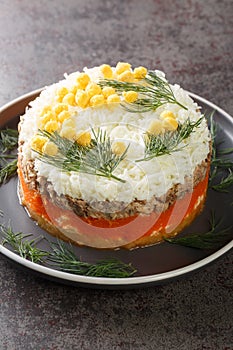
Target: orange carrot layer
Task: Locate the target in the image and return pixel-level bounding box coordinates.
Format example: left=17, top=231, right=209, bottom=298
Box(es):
left=18, top=159, right=209, bottom=246
left=18, top=163, right=50, bottom=221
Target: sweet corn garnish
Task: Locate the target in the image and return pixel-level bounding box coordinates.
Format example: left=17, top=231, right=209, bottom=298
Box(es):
left=69, top=85, right=78, bottom=95
left=90, top=94, right=105, bottom=107
left=40, top=105, right=52, bottom=116
left=112, top=141, right=127, bottom=155
left=133, top=66, right=147, bottom=79
left=56, top=86, right=68, bottom=97
left=86, top=82, right=102, bottom=97
left=160, top=110, right=176, bottom=120
left=117, top=70, right=134, bottom=82
left=107, top=94, right=121, bottom=104
left=122, top=91, right=138, bottom=103
left=38, top=111, right=56, bottom=128
left=62, top=93, right=76, bottom=106
left=53, top=103, right=68, bottom=115
left=147, top=120, right=164, bottom=135
left=42, top=141, right=58, bottom=156
left=62, top=118, right=75, bottom=129
left=44, top=120, right=60, bottom=133
left=102, top=86, right=116, bottom=98
left=57, top=110, right=71, bottom=123
left=75, top=90, right=90, bottom=108
left=75, top=131, right=92, bottom=147
left=60, top=126, right=76, bottom=139
left=31, top=136, right=47, bottom=152
left=76, top=73, right=90, bottom=89
left=115, top=62, right=131, bottom=75
left=162, top=117, right=178, bottom=131
left=100, top=64, right=113, bottom=79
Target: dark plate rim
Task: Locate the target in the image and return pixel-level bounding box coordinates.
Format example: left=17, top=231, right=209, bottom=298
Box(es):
left=0, top=89, right=232, bottom=287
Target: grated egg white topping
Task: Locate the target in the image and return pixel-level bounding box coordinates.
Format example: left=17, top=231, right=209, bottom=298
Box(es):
left=19, top=66, right=211, bottom=203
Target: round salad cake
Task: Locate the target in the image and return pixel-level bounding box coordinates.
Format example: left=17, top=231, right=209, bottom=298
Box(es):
left=18, top=62, right=211, bottom=249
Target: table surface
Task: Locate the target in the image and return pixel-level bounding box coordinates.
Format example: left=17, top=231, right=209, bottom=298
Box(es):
left=0, top=1, right=233, bottom=349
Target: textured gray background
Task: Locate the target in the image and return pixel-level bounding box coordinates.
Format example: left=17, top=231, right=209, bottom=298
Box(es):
left=0, top=0, right=233, bottom=349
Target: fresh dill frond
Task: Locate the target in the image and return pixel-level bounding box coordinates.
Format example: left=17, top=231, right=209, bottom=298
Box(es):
left=137, top=117, right=203, bottom=161
left=1, top=224, right=47, bottom=263
left=0, top=128, right=18, bottom=184
left=165, top=212, right=233, bottom=250
left=211, top=169, right=233, bottom=192
left=36, top=129, right=89, bottom=172
left=48, top=241, right=137, bottom=278
left=0, top=222, right=137, bottom=278
left=0, top=129, right=18, bottom=153
left=98, top=70, right=187, bottom=113
left=79, top=128, right=128, bottom=182
left=218, top=148, right=233, bottom=155
left=35, top=129, right=127, bottom=183
left=208, top=114, right=233, bottom=192
left=0, top=159, right=18, bottom=185
left=211, top=158, right=233, bottom=168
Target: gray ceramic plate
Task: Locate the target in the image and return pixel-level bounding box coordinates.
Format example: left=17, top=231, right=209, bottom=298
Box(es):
left=0, top=89, right=232, bottom=289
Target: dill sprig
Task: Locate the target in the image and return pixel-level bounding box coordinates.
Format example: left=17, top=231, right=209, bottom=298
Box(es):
left=209, top=114, right=233, bottom=192
left=0, top=128, right=18, bottom=184
left=98, top=70, right=187, bottom=113
left=137, top=117, right=203, bottom=161
left=165, top=212, right=233, bottom=250
left=48, top=241, right=136, bottom=278
left=0, top=129, right=18, bottom=153
left=1, top=224, right=47, bottom=263
left=81, top=128, right=128, bottom=182
left=218, top=147, right=233, bottom=155
left=35, top=129, right=127, bottom=183
left=36, top=129, right=89, bottom=171
left=0, top=159, right=18, bottom=185
left=211, top=170, right=233, bottom=192
left=0, top=223, right=137, bottom=278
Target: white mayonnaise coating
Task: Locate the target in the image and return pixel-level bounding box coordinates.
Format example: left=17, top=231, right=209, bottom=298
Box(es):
left=19, top=66, right=210, bottom=203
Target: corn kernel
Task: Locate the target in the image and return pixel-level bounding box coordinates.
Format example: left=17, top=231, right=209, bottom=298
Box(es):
left=122, top=91, right=138, bottom=103
left=76, top=131, right=92, bottom=147
left=60, top=126, right=76, bottom=139
left=62, top=93, right=76, bottom=106
left=57, top=110, right=71, bottom=123
left=86, top=82, right=102, bottom=97
left=115, top=62, right=131, bottom=75
left=56, top=96, right=63, bottom=103
left=112, top=141, right=127, bottom=155
left=102, top=87, right=116, bottom=98
left=62, top=118, right=75, bottom=129
left=107, top=94, right=121, bottom=104
left=147, top=120, right=164, bottom=135
left=90, top=94, right=105, bottom=107
left=162, top=117, right=178, bottom=131
left=69, top=85, right=78, bottom=95
left=31, top=136, right=47, bottom=152
left=38, top=111, right=56, bottom=128
left=76, top=73, right=90, bottom=89
left=44, top=120, right=60, bottom=133
left=53, top=103, right=69, bottom=115
left=100, top=64, right=113, bottom=78
left=75, top=90, right=90, bottom=108
left=117, top=71, right=134, bottom=82
left=160, top=110, right=176, bottom=120
left=56, top=86, right=68, bottom=97
left=133, top=66, right=147, bottom=79
left=42, top=141, right=58, bottom=156
left=40, top=105, right=52, bottom=116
